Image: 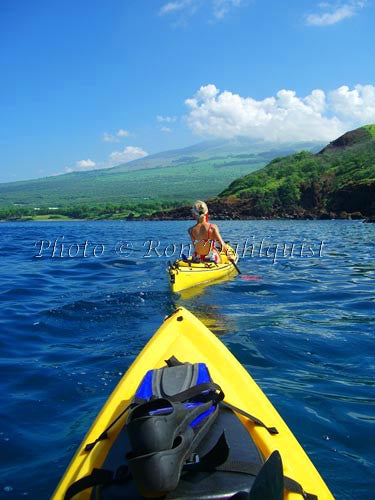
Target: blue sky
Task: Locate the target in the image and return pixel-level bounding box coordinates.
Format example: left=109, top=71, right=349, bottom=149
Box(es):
left=1, top=0, right=375, bottom=182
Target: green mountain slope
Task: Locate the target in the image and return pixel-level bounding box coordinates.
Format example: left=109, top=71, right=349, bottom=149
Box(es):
left=147, top=125, right=375, bottom=220
left=215, top=125, right=375, bottom=217
left=0, top=139, right=321, bottom=209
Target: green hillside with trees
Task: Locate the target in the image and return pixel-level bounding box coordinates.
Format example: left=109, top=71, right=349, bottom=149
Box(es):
left=216, top=125, right=375, bottom=218
left=146, top=125, right=375, bottom=220
left=0, top=139, right=321, bottom=220
left=3, top=126, right=374, bottom=221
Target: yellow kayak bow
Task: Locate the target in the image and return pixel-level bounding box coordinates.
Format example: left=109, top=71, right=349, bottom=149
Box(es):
left=52, top=307, right=334, bottom=500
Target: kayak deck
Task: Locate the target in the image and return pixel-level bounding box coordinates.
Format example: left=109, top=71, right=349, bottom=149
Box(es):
left=168, top=245, right=239, bottom=292
left=52, top=307, right=334, bottom=500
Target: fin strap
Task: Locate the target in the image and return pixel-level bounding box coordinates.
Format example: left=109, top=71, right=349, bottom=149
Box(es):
left=184, top=432, right=230, bottom=472
left=168, top=382, right=224, bottom=403
left=221, top=401, right=278, bottom=435
left=284, top=476, right=318, bottom=500
left=64, top=468, right=113, bottom=500
left=84, top=402, right=135, bottom=452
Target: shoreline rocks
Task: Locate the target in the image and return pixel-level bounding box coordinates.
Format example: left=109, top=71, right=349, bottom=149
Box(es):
left=141, top=198, right=366, bottom=221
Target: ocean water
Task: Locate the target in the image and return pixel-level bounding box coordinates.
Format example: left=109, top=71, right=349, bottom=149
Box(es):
left=0, top=220, right=374, bottom=499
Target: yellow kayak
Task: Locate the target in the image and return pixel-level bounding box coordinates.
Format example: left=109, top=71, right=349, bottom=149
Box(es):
left=168, top=244, right=239, bottom=293
left=52, top=307, right=334, bottom=500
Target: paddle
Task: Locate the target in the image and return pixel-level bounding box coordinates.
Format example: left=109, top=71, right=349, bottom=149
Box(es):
left=224, top=243, right=241, bottom=275
left=228, top=256, right=241, bottom=275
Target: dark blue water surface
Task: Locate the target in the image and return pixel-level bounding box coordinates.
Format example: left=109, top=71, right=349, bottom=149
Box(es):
left=0, top=220, right=374, bottom=499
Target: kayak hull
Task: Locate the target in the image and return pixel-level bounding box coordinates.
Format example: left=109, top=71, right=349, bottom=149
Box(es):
left=52, top=307, right=334, bottom=500
left=168, top=245, right=239, bottom=292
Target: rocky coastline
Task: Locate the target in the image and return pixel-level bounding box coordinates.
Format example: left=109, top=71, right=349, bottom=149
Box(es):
left=141, top=197, right=368, bottom=221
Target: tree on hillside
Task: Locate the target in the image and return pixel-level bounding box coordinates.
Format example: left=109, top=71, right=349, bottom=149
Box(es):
left=278, top=179, right=300, bottom=210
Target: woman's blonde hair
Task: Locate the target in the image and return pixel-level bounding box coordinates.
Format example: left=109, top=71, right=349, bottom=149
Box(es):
left=192, top=200, right=208, bottom=223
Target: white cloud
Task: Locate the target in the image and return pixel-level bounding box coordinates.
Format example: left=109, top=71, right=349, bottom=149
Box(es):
left=184, top=83, right=375, bottom=143
left=64, top=159, right=96, bottom=174
left=306, top=1, right=366, bottom=26
left=156, top=115, right=177, bottom=123
left=330, top=84, right=375, bottom=121
left=159, top=0, right=193, bottom=15
left=117, top=129, right=130, bottom=137
left=212, top=0, right=244, bottom=20
left=103, top=129, right=131, bottom=142
left=109, top=146, right=148, bottom=165
left=76, top=159, right=96, bottom=170
left=103, top=132, right=119, bottom=143
left=159, top=0, right=244, bottom=21
left=64, top=147, right=148, bottom=174
left=161, top=126, right=172, bottom=132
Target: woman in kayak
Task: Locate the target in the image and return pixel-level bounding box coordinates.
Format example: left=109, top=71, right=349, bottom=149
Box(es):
left=189, top=200, right=227, bottom=263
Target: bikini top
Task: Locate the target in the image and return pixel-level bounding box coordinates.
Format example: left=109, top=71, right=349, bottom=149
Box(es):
left=192, top=223, right=214, bottom=251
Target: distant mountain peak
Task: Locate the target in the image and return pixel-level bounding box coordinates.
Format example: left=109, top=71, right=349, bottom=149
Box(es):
left=319, top=124, right=375, bottom=154
left=112, top=137, right=324, bottom=172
